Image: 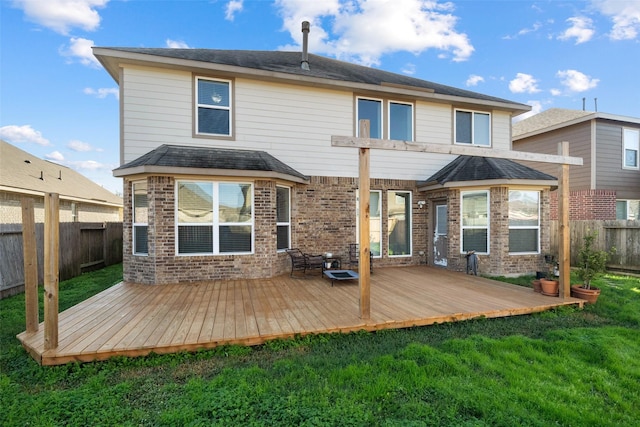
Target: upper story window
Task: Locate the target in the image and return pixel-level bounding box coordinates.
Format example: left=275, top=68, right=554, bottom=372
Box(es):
left=455, top=109, right=490, bottom=146
left=356, top=97, right=414, bottom=141
left=196, top=77, right=232, bottom=137
left=623, top=128, right=639, bottom=169
left=508, top=190, right=540, bottom=254
left=132, top=181, right=148, bottom=255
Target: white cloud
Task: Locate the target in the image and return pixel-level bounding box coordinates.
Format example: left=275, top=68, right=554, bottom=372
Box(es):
left=68, top=159, right=108, bottom=171
left=509, top=73, right=541, bottom=94
left=0, top=124, right=51, bottom=146
left=513, top=101, right=544, bottom=123
left=60, top=37, right=100, bottom=67
left=13, top=0, right=108, bottom=35
left=401, top=63, right=416, bottom=75
left=45, top=151, right=65, bottom=161
left=550, top=88, right=562, bottom=96
left=166, top=39, right=191, bottom=49
left=67, top=140, right=93, bottom=152
left=275, top=0, right=474, bottom=66
left=558, top=16, right=595, bottom=44
left=592, top=0, right=640, bottom=40
left=556, top=69, right=599, bottom=92
left=466, top=74, right=484, bottom=87
left=225, top=0, right=244, bottom=21
left=83, top=87, right=119, bottom=99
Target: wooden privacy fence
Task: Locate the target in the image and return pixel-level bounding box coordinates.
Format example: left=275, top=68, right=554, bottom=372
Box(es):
left=0, top=222, right=123, bottom=299
left=550, top=220, right=640, bottom=272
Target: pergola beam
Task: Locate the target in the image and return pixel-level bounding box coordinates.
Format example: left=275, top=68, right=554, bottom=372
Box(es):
left=331, top=136, right=583, bottom=166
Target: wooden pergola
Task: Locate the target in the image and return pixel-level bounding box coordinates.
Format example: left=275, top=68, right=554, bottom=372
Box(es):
left=332, top=120, right=581, bottom=319
left=22, top=122, right=581, bottom=348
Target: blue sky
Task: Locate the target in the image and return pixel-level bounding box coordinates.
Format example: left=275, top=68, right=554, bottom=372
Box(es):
left=1, top=0, right=639, bottom=195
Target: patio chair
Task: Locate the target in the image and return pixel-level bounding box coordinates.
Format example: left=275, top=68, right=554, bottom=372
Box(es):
left=348, top=243, right=373, bottom=273
left=286, top=248, right=323, bottom=277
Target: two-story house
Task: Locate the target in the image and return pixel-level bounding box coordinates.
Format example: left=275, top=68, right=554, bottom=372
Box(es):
left=513, top=108, right=640, bottom=221
left=94, top=39, right=559, bottom=285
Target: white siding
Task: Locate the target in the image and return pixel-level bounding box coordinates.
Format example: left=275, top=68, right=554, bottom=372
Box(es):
left=120, top=66, right=509, bottom=180
left=492, top=110, right=511, bottom=150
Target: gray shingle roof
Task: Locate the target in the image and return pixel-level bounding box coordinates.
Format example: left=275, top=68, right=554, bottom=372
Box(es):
left=114, top=144, right=309, bottom=182
left=422, top=155, right=557, bottom=185
left=97, top=48, right=526, bottom=107
left=513, top=108, right=593, bottom=138
left=0, top=140, right=122, bottom=205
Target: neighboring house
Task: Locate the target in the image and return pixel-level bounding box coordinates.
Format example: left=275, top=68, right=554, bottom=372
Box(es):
left=513, top=108, right=640, bottom=221
left=0, top=140, right=123, bottom=223
left=93, top=39, right=558, bottom=285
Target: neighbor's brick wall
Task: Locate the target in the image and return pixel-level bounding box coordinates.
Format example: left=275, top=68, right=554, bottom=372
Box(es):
left=550, top=189, right=616, bottom=220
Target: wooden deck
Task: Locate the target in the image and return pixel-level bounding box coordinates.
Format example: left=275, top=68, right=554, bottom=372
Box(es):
left=17, top=266, right=584, bottom=365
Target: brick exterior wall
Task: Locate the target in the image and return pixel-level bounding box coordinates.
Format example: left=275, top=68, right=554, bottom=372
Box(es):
left=424, top=186, right=551, bottom=277
left=122, top=176, right=552, bottom=284
left=549, top=189, right=616, bottom=220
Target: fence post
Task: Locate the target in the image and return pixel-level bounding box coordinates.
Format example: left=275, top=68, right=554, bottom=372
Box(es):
left=44, top=193, right=59, bottom=350
left=21, top=198, right=39, bottom=333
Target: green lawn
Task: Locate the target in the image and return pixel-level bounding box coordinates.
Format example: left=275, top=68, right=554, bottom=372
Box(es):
left=1, top=265, right=639, bottom=426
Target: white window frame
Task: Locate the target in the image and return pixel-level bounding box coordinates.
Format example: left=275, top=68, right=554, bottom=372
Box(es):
left=623, top=128, right=639, bottom=169
left=356, top=97, right=383, bottom=138
left=387, top=190, right=412, bottom=257
left=356, top=190, right=383, bottom=258
left=176, top=180, right=254, bottom=256
left=508, top=190, right=540, bottom=255
left=617, top=199, right=640, bottom=220
left=454, top=109, right=491, bottom=147
left=460, top=190, right=490, bottom=254
left=195, top=76, right=232, bottom=137
left=132, top=180, right=148, bottom=256
left=276, top=185, right=291, bottom=252
left=388, top=100, right=414, bottom=141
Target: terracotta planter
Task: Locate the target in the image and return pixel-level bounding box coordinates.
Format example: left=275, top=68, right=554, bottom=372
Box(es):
left=540, top=278, right=559, bottom=297
left=531, top=279, right=542, bottom=293
left=571, top=285, right=601, bottom=304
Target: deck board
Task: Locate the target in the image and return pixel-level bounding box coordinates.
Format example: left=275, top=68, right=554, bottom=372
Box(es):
left=17, top=266, right=585, bottom=365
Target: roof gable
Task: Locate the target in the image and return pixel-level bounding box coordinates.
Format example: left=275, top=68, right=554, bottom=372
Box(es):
left=0, top=140, right=122, bottom=206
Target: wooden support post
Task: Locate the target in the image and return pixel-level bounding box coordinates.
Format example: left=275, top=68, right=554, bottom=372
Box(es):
left=558, top=142, right=571, bottom=298
left=21, top=198, right=39, bottom=333
left=44, top=193, right=60, bottom=350
left=358, top=119, right=371, bottom=319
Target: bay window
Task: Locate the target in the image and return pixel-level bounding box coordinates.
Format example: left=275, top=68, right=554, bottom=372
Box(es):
left=276, top=186, right=290, bottom=251
left=177, top=181, right=253, bottom=255
left=132, top=181, right=148, bottom=255
left=455, top=110, right=490, bottom=146
left=509, top=190, right=540, bottom=253
left=196, top=77, right=232, bottom=136
left=461, top=191, right=489, bottom=253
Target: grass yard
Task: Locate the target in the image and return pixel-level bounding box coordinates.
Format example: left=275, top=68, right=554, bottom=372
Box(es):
left=1, top=264, right=639, bottom=426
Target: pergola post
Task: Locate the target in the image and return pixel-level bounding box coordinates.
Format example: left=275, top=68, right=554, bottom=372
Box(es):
left=558, top=141, right=571, bottom=298
left=21, top=198, right=39, bottom=333
left=358, top=120, right=371, bottom=319
left=44, top=193, right=60, bottom=350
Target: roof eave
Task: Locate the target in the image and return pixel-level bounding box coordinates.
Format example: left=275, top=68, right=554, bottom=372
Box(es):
left=417, top=178, right=558, bottom=192
left=92, top=48, right=530, bottom=113
left=113, top=165, right=310, bottom=184
left=0, top=186, right=123, bottom=207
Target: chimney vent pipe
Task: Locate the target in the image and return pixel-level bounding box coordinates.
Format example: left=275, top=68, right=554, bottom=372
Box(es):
left=301, top=21, right=310, bottom=70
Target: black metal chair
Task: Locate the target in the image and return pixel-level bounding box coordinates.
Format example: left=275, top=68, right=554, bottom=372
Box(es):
left=348, top=243, right=373, bottom=273
left=286, top=248, right=323, bottom=277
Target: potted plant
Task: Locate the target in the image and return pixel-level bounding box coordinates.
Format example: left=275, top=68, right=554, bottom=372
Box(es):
left=571, top=230, right=615, bottom=304
left=540, top=254, right=559, bottom=296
